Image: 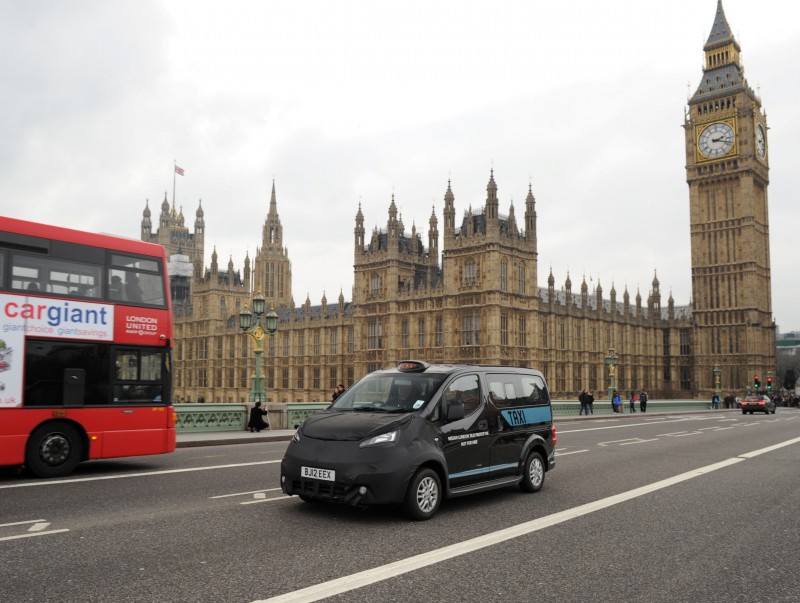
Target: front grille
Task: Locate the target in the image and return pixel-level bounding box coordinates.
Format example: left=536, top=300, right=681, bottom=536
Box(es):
left=292, top=479, right=349, bottom=500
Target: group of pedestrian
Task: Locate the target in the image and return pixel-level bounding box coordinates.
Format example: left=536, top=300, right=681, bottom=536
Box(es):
left=601, top=389, right=648, bottom=414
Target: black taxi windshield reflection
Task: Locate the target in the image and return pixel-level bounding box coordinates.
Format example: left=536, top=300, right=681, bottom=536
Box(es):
left=331, top=373, right=447, bottom=412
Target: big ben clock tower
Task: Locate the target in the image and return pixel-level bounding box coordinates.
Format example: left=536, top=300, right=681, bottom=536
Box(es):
left=685, top=0, right=775, bottom=394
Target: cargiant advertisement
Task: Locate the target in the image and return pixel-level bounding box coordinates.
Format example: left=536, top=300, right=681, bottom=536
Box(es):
left=0, top=294, right=115, bottom=408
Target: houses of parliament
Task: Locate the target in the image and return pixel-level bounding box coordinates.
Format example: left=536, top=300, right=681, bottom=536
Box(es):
left=141, top=1, right=775, bottom=403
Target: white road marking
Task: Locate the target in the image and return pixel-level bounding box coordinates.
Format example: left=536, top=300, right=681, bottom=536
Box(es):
left=253, top=436, right=800, bottom=603
left=0, top=519, right=47, bottom=528
left=658, top=431, right=702, bottom=437
left=0, top=519, right=69, bottom=542
left=0, top=530, right=70, bottom=542
left=557, top=416, right=714, bottom=435
left=209, top=488, right=283, bottom=499
left=555, top=449, right=589, bottom=456
left=597, top=438, right=655, bottom=447
left=0, top=460, right=281, bottom=490
left=28, top=522, right=50, bottom=532
left=241, top=496, right=291, bottom=505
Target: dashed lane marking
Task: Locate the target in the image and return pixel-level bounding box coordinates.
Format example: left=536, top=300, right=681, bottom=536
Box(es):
left=209, top=488, right=283, bottom=499
left=0, top=520, right=69, bottom=542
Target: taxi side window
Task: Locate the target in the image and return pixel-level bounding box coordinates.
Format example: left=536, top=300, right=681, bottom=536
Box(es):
left=444, top=374, right=481, bottom=417
left=520, top=375, right=549, bottom=406
left=488, top=376, right=517, bottom=408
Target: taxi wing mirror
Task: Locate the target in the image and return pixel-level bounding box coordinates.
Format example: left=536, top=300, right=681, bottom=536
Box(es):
left=446, top=400, right=465, bottom=422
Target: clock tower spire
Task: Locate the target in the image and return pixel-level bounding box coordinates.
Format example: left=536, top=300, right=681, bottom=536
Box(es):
left=684, top=0, right=774, bottom=395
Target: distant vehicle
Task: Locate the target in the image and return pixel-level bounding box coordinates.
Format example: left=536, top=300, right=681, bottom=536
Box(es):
left=281, top=360, right=556, bottom=520
left=741, top=394, right=776, bottom=415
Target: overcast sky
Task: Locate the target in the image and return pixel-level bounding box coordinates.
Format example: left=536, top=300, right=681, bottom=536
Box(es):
left=2, top=1, right=798, bottom=330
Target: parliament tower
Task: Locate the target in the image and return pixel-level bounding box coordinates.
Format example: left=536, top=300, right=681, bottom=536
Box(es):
left=685, top=0, right=776, bottom=392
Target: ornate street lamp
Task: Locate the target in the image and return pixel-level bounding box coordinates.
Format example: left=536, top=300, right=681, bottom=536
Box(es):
left=238, top=288, right=279, bottom=403
left=604, top=347, right=618, bottom=401
left=713, top=365, right=721, bottom=396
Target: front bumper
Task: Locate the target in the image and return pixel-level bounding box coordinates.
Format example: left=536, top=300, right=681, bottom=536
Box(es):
left=280, top=438, right=416, bottom=506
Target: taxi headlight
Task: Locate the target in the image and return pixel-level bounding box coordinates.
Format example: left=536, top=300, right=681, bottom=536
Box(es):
left=291, top=430, right=301, bottom=443
left=359, top=430, right=398, bottom=448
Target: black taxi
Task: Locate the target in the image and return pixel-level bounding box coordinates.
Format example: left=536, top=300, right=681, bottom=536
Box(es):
left=280, top=360, right=556, bottom=520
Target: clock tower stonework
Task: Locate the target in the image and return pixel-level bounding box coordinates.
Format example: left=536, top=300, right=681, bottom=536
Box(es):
left=684, top=0, right=775, bottom=393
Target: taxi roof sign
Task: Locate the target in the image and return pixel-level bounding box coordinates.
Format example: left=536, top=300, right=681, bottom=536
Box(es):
left=398, top=360, right=429, bottom=372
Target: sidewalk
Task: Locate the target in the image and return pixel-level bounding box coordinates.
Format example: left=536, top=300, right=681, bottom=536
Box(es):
left=176, top=408, right=738, bottom=448
left=176, top=428, right=296, bottom=448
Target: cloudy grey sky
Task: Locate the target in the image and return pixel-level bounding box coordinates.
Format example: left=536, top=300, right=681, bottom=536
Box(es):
left=2, top=1, right=798, bottom=329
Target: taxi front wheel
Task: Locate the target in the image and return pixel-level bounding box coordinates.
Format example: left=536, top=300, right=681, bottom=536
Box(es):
left=520, top=450, right=545, bottom=493
left=404, top=468, right=441, bottom=520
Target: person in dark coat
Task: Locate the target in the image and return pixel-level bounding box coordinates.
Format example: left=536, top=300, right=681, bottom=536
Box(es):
left=248, top=401, right=269, bottom=432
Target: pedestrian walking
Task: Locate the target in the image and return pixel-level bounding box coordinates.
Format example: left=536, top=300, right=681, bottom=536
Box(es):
left=587, top=391, right=594, bottom=414
left=629, top=390, right=638, bottom=413
left=639, top=389, right=648, bottom=412
left=711, top=393, right=720, bottom=410
left=579, top=390, right=589, bottom=416
left=331, top=383, right=345, bottom=402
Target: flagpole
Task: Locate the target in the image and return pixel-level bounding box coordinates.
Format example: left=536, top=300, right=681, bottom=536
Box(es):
left=173, top=160, right=177, bottom=206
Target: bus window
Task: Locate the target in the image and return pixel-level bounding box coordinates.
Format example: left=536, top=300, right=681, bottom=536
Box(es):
left=109, top=254, right=166, bottom=306
left=24, top=340, right=111, bottom=406
left=11, top=253, right=101, bottom=299
left=114, top=349, right=166, bottom=403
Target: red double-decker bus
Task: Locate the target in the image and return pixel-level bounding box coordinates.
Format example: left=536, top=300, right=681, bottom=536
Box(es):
left=0, top=216, right=175, bottom=477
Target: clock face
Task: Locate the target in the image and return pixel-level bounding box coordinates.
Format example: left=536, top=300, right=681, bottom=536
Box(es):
left=755, top=123, right=766, bottom=158
left=698, top=122, right=735, bottom=158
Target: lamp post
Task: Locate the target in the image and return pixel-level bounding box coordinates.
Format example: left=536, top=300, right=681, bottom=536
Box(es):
left=604, top=347, right=618, bottom=401
left=713, top=365, right=721, bottom=397
left=238, top=288, right=279, bottom=404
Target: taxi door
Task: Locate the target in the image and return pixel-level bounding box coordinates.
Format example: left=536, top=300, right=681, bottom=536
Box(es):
left=439, top=374, right=491, bottom=488
left=487, top=372, right=551, bottom=479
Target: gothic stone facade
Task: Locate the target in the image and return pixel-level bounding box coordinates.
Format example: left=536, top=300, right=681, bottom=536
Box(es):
left=145, top=2, right=775, bottom=404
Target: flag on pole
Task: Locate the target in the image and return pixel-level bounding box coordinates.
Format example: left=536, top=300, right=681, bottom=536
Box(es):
left=175, top=165, right=185, bottom=176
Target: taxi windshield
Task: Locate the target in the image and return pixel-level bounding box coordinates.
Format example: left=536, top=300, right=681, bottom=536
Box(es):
left=331, top=372, right=446, bottom=412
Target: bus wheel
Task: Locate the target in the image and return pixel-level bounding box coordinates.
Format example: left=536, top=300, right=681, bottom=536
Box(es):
left=404, top=468, right=441, bottom=520
left=520, top=450, right=545, bottom=493
left=25, top=423, right=82, bottom=478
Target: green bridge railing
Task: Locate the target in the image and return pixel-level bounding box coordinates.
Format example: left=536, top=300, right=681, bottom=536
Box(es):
left=174, top=399, right=720, bottom=433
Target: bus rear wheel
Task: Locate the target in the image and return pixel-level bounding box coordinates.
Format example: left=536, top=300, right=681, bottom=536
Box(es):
left=25, top=423, right=83, bottom=478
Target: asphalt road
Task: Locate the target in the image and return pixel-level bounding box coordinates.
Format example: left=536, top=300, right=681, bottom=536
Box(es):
left=2, top=410, right=799, bottom=603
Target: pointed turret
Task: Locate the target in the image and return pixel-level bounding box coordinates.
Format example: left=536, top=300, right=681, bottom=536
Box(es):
left=355, top=202, right=365, bottom=252
left=195, top=200, right=204, bottom=234
left=428, top=205, right=439, bottom=261
left=141, top=200, right=152, bottom=238
left=524, top=183, right=537, bottom=251
left=443, top=180, right=455, bottom=237
left=485, top=169, right=499, bottom=221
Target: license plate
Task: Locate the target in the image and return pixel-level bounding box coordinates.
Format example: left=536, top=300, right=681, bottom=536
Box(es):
left=301, top=466, right=335, bottom=481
